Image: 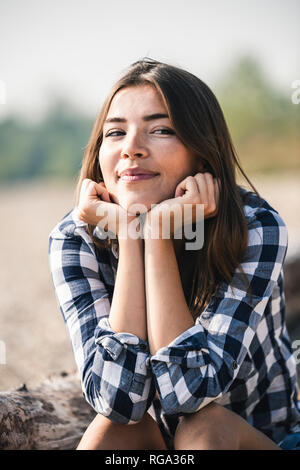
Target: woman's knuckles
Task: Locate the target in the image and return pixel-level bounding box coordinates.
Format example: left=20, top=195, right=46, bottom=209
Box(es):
left=210, top=203, right=217, bottom=213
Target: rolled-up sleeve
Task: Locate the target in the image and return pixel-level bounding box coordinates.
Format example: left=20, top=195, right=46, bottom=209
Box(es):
left=149, top=207, right=288, bottom=415
left=92, top=316, right=155, bottom=423
left=48, top=216, right=155, bottom=424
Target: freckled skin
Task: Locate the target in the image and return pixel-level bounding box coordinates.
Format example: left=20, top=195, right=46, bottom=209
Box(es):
left=99, top=85, right=202, bottom=214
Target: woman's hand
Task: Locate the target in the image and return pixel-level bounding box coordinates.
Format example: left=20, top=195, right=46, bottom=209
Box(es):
left=143, top=172, right=220, bottom=239
left=77, top=178, right=137, bottom=238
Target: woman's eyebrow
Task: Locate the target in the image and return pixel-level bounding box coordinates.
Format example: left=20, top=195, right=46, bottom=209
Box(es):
left=104, top=113, right=169, bottom=123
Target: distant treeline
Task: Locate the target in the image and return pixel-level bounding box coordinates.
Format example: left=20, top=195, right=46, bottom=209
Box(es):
left=0, top=56, right=299, bottom=183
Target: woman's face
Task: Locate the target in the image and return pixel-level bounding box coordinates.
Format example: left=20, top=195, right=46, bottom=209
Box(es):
left=99, top=84, right=202, bottom=213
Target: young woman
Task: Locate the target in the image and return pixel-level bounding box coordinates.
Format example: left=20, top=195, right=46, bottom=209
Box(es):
left=48, top=58, right=300, bottom=450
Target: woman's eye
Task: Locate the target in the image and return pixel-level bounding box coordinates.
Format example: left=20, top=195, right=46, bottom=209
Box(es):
left=105, top=128, right=175, bottom=137
left=153, top=129, right=175, bottom=135
left=106, top=131, right=125, bottom=137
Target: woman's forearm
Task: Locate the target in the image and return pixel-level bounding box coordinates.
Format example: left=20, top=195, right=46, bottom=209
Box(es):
left=108, top=237, right=147, bottom=341
left=144, top=238, right=194, bottom=355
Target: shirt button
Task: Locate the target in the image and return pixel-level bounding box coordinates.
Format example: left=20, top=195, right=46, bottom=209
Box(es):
left=233, top=360, right=238, bottom=370
left=140, top=344, right=147, bottom=352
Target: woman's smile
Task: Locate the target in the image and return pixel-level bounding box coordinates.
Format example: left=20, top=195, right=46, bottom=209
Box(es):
left=119, top=174, right=159, bottom=182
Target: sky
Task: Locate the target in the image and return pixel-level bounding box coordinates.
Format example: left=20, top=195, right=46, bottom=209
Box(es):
left=0, top=0, right=299, bottom=123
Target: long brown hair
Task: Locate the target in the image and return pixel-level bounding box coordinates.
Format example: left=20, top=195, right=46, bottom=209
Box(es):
left=75, top=58, right=262, bottom=319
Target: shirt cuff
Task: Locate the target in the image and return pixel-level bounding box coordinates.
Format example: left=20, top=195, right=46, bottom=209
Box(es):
left=149, top=323, right=210, bottom=368
left=93, top=225, right=117, bottom=240
left=95, top=316, right=150, bottom=361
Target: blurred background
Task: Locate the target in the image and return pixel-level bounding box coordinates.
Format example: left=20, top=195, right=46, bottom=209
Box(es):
left=0, top=0, right=299, bottom=391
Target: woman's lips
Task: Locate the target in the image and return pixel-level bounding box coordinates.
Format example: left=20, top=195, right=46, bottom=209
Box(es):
left=119, top=174, right=159, bottom=182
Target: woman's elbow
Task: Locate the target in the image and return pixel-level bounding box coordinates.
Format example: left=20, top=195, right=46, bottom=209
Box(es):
left=82, top=386, right=148, bottom=425
left=81, top=364, right=155, bottom=424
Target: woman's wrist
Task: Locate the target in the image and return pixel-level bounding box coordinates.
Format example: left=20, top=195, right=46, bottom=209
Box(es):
left=143, top=212, right=175, bottom=241
left=117, top=232, right=144, bottom=251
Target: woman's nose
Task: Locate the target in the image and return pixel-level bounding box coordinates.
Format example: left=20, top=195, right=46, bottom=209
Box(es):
left=121, top=151, right=145, bottom=159
left=120, top=134, right=149, bottom=160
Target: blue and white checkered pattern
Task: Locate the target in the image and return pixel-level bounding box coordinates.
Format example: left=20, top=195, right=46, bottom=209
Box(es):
left=48, top=186, right=300, bottom=448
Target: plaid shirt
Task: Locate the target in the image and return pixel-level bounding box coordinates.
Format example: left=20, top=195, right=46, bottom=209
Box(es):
left=48, top=186, right=300, bottom=448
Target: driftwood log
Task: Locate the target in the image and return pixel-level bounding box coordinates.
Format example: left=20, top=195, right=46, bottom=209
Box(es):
left=0, top=372, right=96, bottom=450
left=0, top=257, right=299, bottom=450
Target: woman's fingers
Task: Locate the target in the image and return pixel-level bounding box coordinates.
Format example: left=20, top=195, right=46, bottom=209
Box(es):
left=78, top=178, right=141, bottom=237
left=77, top=179, right=111, bottom=225
left=178, top=172, right=219, bottom=219
left=214, top=178, right=220, bottom=208
left=97, top=182, right=111, bottom=203
left=194, top=173, right=209, bottom=207
left=205, top=176, right=220, bottom=219
left=80, top=178, right=92, bottom=199
left=204, top=173, right=217, bottom=215
left=174, top=175, right=199, bottom=198
left=80, top=178, right=111, bottom=203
